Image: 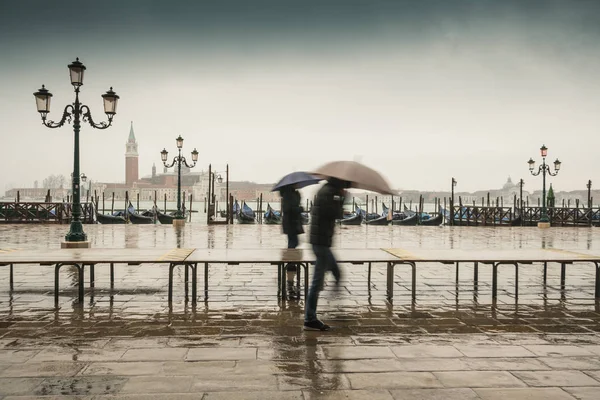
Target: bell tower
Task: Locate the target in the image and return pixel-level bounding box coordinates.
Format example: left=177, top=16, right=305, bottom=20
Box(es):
left=125, top=121, right=139, bottom=186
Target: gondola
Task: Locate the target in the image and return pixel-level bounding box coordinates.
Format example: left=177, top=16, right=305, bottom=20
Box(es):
left=157, top=210, right=176, bottom=224
left=95, top=211, right=127, bottom=224
left=366, top=215, right=389, bottom=225
left=339, top=212, right=362, bottom=225
left=391, top=213, right=418, bottom=225
left=420, top=212, right=443, bottom=226
left=356, top=206, right=380, bottom=222
left=263, top=204, right=281, bottom=224
left=366, top=203, right=390, bottom=225
left=126, top=202, right=154, bottom=224
left=93, top=199, right=127, bottom=224
left=238, top=201, right=255, bottom=224
left=128, top=212, right=154, bottom=224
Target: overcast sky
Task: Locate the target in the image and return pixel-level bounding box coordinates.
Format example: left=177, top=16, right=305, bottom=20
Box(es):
left=1, top=0, right=599, bottom=193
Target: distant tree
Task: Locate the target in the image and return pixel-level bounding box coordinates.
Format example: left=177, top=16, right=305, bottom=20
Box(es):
left=42, top=174, right=68, bottom=189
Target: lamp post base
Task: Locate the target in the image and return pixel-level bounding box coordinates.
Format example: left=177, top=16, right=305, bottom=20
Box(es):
left=61, top=241, right=91, bottom=249
left=173, top=219, right=186, bottom=227
left=537, top=222, right=551, bottom=229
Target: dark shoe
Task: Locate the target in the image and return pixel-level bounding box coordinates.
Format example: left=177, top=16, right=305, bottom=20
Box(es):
left=303, top=320, right=331, bottom=331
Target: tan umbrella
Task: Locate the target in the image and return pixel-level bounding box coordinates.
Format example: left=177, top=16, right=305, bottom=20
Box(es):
left=311, top=161, right=396, bottom=195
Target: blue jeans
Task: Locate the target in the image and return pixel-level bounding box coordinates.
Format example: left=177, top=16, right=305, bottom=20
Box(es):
left=286, top=233, right=299, bottom=273
left=305, top=244, right=340, bottom=322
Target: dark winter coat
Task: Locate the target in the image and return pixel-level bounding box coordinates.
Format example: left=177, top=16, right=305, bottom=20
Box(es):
left=309, top=182, right=344, bottom=247
left=282, top=189, right=304, bottom=235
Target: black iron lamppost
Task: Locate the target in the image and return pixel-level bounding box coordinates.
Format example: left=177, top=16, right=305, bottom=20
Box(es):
left=528, top=144, right=561, bottom=227
left=33, top=58, right=119, bottom=247
left=161, top=136, right=198, bottom=224
left=587, top=180, right=592, bottom=208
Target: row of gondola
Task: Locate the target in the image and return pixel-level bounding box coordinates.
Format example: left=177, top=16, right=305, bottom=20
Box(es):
left=95, top=202, right=180, bottom=224
left=255, top=202, right=444, bottom=226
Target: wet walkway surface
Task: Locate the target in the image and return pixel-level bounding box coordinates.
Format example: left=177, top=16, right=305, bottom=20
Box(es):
left=1, top=225, right=600, bottom=398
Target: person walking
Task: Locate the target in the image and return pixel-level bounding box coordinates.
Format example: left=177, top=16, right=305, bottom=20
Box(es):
left=304, top=178, right=348, bottom=331
left=281, top=186, right=304, bottom=298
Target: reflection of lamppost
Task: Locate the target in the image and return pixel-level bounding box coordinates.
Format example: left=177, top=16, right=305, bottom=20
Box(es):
left=161, top=136, right=198, bottom=225
left=587, top=180, right=592, bottom=208
left=450, top=177, right=457, bottom=225
left=528, top=144, right=561, bottom=228
left=34, top=58, right=119, bottom=247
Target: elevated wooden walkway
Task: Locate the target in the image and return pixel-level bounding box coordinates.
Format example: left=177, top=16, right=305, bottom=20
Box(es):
left=1, top=247, right=600, bottom=308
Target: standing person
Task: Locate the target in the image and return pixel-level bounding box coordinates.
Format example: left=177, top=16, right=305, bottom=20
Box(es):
left=304, top=178, right=347, bottom=331
left=281, top=186, right=304, bottom=298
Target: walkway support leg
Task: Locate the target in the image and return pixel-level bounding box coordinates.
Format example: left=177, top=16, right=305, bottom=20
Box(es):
left=595, top=262, right=600, bottom=299
left=386, top=262, right=394, bottom=302
left=77, top=264, right=84, bottom=303
left=473, top=262, right=479, bottom=289
left=168, top=263, right=176, bottom=304
left=455, top=262, right=459, bottom=282
left=191, top=263, right=197, bottom=304
left=89, top=264, right=95, bottom=288
left=184, top=264, right=189, bottom=300
left=368, top=262, right=372, bottom=290
left=515, top=263, right=519, bottom=299
left=110, top=263, right=114, bottom=289
left=411, top=262, right=417, bottom=302
left=561, top=263, right=566, bottom=290
left=492, top=262, right=498, bottom=299
left=303, top=263, right=309, bottom=300
left=280, top=263, right=287, bottom=300
left=9, top=263, right=13, bottom=291
left=54, top=263, right=63, bottom=306
left=204, top=262, right=209, bottom=299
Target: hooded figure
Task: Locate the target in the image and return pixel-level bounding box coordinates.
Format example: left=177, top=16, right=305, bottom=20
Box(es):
left=304, top=178, right=349, bottom=331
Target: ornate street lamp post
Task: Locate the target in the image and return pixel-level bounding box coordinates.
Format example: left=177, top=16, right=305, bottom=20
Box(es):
left=161, top=136, right=198, bottom=225
left=528, top=144, right=561, bottom=228
left=34, top=58, right=119, bottom=248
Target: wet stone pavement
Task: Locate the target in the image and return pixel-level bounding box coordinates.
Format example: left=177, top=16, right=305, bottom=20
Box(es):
left=1, top=224, right=600, bottom=398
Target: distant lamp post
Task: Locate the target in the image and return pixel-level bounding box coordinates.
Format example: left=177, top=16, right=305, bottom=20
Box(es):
left=587, top=180, right=592, bottom=208
left=528, top=144, right=561, bottom=228
left=34, top=58, right=119, bottom=248
left=161, top=136, right=198, bottom=225
left=450, top=177, right=457, bottom=226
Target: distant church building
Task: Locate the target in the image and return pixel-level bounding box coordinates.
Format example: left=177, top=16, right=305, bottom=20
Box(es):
left=125, top=122, right=139, bottom=186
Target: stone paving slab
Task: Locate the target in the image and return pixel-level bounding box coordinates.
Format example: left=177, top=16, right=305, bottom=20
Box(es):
left=475, top=387, right=576, bottom=400
left=513, top=370, right=600, bottom=387
left=389, top=388, right=479, bottom=400
left=563, top=386, right=600, bottom=400
left=434, top=371, right=527, bottom=388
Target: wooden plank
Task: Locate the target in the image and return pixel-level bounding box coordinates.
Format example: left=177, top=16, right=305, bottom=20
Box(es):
left=382, top=248, right=600, bottom=262
left=186, top=248, right=398, bottom=264
left=0, top=248, right=192, bottom=264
